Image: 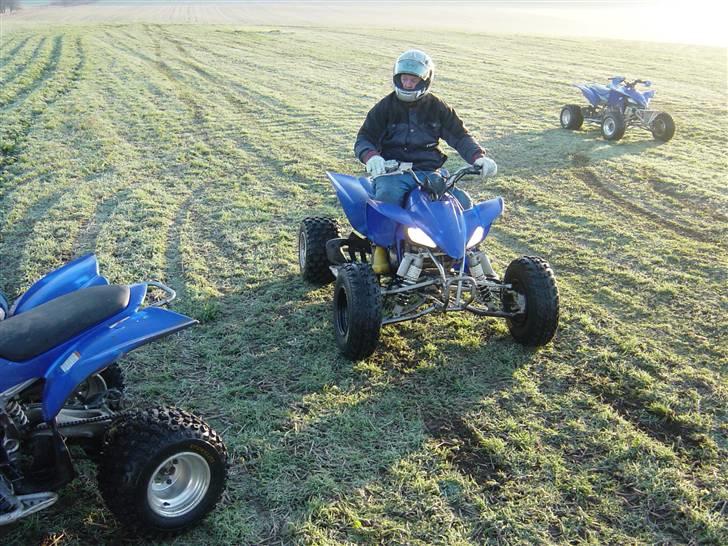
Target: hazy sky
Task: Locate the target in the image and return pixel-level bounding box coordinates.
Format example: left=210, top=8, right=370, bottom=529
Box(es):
left=6, top=1, right=727, bottom=48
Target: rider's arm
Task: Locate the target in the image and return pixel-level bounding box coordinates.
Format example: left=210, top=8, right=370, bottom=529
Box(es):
left=354, top=97, right=389, bottom=164
left=438, top=99, right=485, bottom=164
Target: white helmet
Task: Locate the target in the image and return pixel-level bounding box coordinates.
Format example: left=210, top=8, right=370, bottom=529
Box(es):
left=393, top=49, right=434, bottom=103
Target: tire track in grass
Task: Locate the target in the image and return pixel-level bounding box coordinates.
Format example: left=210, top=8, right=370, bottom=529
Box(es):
left=140, top=43, right=352, bottom=200
left=93, top=29, right=261, bottom=293
left=0, top=35, right=85, bottom=181
left=0, top=34, right=85, bottom=195
left=4, top=33, right=178, bottom=288
left=150, top=28, right=361, bottom=131
left=574, top=168, right=716, bottom=244
left=485, top=228, right=722, bottom=465
left=71, top=176, right=128, bottom=256
left=0, top=35, right=62, bottom=111
left=0, top=36, right=47, bottom=87
left=0, top=35, right=31, bottom=67
left=0, top=189, right=75, bottom=293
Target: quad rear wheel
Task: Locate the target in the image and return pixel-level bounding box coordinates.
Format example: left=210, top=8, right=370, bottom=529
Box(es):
left=333, top=263, right=382, bottom=360
left=560, top=104, right=584, bottom=130
left=97, top=407, right=227, bottom=535
left=651, top=112, right=675, bottom=142
left=299, top=217, right=339, bottom=284
left=502, top=256, right=559, bottom=347
left=601, top=112, right=626, bottom=141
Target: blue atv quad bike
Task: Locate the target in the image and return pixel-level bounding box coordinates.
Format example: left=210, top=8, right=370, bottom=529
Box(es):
left=561, top=76, right=675, bottom=141
left=298, top=162, right=560, bottom=360
left=0, top=255, right=227, bottom=534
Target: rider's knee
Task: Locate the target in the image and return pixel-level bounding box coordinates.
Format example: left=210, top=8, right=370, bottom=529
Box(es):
left=374, top=178, right=409, bottom=206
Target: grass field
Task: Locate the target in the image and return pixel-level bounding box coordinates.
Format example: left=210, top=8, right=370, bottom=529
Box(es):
left=0, top=11, right=727, bottom=546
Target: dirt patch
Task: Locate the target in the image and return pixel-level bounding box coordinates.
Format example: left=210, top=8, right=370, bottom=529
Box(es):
left=424, top=413, right=511, bottom=488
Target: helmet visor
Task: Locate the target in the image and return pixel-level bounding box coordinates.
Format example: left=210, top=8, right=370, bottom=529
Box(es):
left=394, top=58, right=430, bottom=80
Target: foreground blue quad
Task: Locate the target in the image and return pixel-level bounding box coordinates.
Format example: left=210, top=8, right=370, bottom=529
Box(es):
left=0, top=255, right=227, bottom=534
left=561, top=76, right=675, bottom=141
left=299, top=162, right=560, bottom=360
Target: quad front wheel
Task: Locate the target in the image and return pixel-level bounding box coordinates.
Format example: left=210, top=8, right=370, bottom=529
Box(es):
left=98, top=407, right=227, bottom=535
left=333, top=263, right=382, bottom=360
left=601, top=112, right=625, bottom=141
left=502, top=256, right=559, bottom=347
left=560, top=104, right=584, bottom=130
left=299, top=217, right=340, bottom=284
left=651, top=112, right=675, bottom=142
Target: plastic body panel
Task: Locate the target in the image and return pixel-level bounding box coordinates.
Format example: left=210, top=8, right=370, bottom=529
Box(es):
left=328, top=171, right=503, bottom=260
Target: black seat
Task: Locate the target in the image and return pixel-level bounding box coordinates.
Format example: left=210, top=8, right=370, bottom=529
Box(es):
left=0, top=285, right=130, bottom=362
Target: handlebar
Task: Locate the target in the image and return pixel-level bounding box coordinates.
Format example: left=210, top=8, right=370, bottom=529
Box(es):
left=614, top=77, right=651, bottom=89
left=386, top=162, right=481, bottom=192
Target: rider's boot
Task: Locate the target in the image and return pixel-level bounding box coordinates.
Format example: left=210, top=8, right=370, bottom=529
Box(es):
left=373, top=246, right=390, bottom=274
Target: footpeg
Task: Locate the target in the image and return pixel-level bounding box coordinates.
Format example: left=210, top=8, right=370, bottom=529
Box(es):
left=0, top=492, right=58, bottom=525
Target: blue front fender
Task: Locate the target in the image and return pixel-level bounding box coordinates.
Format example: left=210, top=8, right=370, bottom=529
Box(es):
left=366, top=200, right=416, bottom=247
left=11, top=254, right=108, bottom=316
left=42, top=306, right=197, bottom=420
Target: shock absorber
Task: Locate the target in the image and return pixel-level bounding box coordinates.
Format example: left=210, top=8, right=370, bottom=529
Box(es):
left=467, top=251, right=497, bottom=302
left=392, top=253, right=424, bottom=316
left=6, top=400, right=28, bottom=428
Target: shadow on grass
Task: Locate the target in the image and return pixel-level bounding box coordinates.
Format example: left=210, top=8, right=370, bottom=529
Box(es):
left=486, top=127, right=665, bottom=178
left=1, top=271, right=535, bottom=544
left=175, top=275, right=535, bottom=543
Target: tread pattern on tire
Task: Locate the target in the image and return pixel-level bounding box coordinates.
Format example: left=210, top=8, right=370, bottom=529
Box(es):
left=651, top=112, right=675, bottom=142
left=97, top=406, right=227, bottom=535
left=300, top=217, right=339, bottom=284
left=504, top=256, right=559, bottom=347
left=334, top=262, right=382, bottom=360
left=561, top=104, right=584, bottom=130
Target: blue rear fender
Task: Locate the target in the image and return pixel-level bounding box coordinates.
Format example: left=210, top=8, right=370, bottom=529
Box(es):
left=11, top=254, right=109, bottom=316
left=40, top=283, right=197, bottom=420
left=0, top=283, right=146, bottom=405
left=574, top=84, right=601, bottom=107
left=0, top=283, right=196, bottom=421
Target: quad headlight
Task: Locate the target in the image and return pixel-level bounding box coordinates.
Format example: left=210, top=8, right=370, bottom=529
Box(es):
left=466, top=226, right=485, bottom=248
left=407, top=227, right=437, bottom=248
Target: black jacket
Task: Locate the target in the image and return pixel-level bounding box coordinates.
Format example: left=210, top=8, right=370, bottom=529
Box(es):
left=354, top=92, right=484, bottom=171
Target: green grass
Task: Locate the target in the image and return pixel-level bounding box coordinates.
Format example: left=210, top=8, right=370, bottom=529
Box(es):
left=0, top=22, right=726, bottom=545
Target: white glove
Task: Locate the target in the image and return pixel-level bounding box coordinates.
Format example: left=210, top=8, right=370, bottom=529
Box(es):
left=365, top=154, right=386, bottom=177
left=474, top=156, right=497, bottom=179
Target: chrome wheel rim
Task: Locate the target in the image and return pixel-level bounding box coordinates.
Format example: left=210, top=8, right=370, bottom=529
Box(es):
left=654, top=119, right=665, bottom=136
left=561, top=109, right=571, bottom=126
left=147, top=452, right=211, bottom=518
left=603, top=118, right=615, bottom=136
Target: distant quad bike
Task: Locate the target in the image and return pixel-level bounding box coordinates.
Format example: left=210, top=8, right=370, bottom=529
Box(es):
left=0, top=255, right=227, bottom=534
left=561, top=76, right=675, bottom=141
left=298, top=162, right=560, bottom=360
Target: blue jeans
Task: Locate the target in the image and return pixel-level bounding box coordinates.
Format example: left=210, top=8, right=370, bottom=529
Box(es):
left=373, top=171, right=472, bottom=209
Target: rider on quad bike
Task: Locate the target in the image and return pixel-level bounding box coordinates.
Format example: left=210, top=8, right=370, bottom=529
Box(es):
left=355, top=49, right=498, bottom=273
